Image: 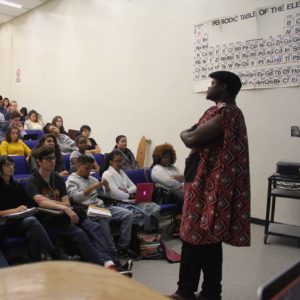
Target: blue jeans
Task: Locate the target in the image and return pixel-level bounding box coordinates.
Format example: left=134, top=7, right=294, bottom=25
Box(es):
left=43, top=220, right=111, bottom=264
left=109, top=206, right=133, bottom=250
left=0, top=216, right=57, bottom=262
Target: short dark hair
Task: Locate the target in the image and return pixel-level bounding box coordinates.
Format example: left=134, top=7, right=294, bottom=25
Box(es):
left=80, top=125, right=91, bottom=133
left=75, top=135, right=87, bottom=145
left=35, top=146, right=55, bottom=161
left=10, top=111, right=21, bottom=120
left=209, top=71, right=242, bottom=96
left=0, top=156, right=14, bottom=173
left=77, top=155, right=95, bottom=165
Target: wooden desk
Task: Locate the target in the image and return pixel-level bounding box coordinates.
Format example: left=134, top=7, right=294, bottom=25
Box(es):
left=0, top=261, right=168, bottom=300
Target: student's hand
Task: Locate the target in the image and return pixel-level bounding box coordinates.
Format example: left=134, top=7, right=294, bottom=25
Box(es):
left=119, top=188, right=129, bottom=193
left=171, top=175, right=184, bottom=182
left=59, top=170, right=69, bottom=177
left=101, top=179, right=110, bottom=191
left=15, top=205, right=28, bottom=212
left=64, top=207, right=79, bottom=224
left=92, top=181, right=102, bottom=190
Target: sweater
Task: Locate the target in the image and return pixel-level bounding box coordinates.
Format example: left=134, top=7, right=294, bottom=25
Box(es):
left=102, top=166, right=136, bottom=200
left=0, top=140, right=31, bottom=157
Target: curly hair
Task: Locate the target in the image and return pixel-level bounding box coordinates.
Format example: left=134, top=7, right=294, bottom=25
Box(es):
left=152, top=143, right=176, bottom=167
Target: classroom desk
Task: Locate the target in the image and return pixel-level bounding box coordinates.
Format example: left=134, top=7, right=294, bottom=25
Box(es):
left=0, top=261, right=168, bottom=300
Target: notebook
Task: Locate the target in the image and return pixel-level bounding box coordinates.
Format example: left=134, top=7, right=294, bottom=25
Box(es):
left=135, top=183, right=154, bottom=204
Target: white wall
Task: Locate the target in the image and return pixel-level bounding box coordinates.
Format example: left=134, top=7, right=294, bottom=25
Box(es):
left=0, top=0, right=299, bottom=225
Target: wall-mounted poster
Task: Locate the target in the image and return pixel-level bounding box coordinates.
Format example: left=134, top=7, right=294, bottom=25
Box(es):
left=193, top=1, right=300, bottom=92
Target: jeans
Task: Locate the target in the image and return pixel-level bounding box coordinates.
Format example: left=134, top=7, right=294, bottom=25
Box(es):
left=177, top=241, right=223, bottom=300
left=79, top=218, right=113, bottom=262
left=109, top=206, right=133, bottom=250
left=0, top=216, right=57, bottom=262
left=42, top=220, right=108, bottom=265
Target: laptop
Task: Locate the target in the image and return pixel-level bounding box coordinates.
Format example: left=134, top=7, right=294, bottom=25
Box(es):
left=135, top=183, right=154, bottom=204
left=257, top=260, right=300, bottom=300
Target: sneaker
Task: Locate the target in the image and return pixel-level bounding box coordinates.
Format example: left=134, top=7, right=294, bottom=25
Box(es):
left=49, top=249, right=80, bottom=261
left=106, top=264, right=133, bottom=278
left=118, top=248, right=139, bottom=260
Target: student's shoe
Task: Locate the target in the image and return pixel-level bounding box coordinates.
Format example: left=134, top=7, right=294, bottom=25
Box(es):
left=49, top=249, right=80, bottom=261
left=117, top=248, right=139, bottom=260
left=106, top=264, right=133, bottom=278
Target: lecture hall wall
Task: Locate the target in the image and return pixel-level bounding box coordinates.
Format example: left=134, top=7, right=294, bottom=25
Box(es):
left=0, top=0, right=299, bottom=225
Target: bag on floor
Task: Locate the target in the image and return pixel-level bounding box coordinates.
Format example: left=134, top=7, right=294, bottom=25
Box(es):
left=137, top=232, right=164, bottom=259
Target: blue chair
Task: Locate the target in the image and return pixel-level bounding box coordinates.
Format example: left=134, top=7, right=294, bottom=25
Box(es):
left=24, top=130, right=44, bottom=140
left=24, top=140, right=38, bottom=149
left=63, top=154, right=71, bottom=171
left=11, top=156, right=31, bottom=180
left=125, top=169, right=148, bottom=185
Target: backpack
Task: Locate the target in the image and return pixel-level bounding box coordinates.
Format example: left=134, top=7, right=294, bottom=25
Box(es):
left=137, top=232, right=164, bottom=259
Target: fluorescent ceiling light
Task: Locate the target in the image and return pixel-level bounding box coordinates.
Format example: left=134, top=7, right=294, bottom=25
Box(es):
left=0, top=0, right=22, bottom=9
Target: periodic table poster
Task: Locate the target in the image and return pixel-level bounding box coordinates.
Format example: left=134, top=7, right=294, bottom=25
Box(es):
left=193, top=1, right=300, bottom=92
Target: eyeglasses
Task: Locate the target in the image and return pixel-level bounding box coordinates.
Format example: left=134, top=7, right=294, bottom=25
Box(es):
left=43, top=156, right=56, bottom=161
left=113, top=159, right=124, bottom=163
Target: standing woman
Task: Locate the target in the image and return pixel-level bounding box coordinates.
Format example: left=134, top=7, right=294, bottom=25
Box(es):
left=0, top=126, right=31, bottom=157
left=28, top=133, right=68, bottom=176
left=0, top=156, right=67, bottom=262
left=80, top=125, right=102, bottom=154
left=114, top=135, right=139, bottom=170
left=52, top=116, right=68, bottom=135
left=24, top=110, right=45, bottom=130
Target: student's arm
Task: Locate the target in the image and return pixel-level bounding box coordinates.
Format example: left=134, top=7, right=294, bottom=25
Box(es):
left=66, top=177, right=101, bottom=204
left=23, top=142, right=31, bottom=157
left=102, top=173, right=130, bottom=200
left=0, top=206, right=28, bottom=216
left=124, top=172, right=137, bottom=195
left=152, top=166, right=182, bottom=189
left=0, top=141, right=8, bottom=156
left=33, top=194, right=78, bottom=224
left=180, top=114, right=223, bottom=148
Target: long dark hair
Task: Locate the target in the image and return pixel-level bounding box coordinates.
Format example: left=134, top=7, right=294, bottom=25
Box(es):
left=30, top=133, right=62, bottom=162
left=52, top=115, right=67, bottom=134
left=0, top=156, right=15, bottom=184
left=5, top=126, right=20, bottom=143
left=103, top=150, right=123, bottom=172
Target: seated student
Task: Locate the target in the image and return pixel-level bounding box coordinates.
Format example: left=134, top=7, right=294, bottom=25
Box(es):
left=69, top=135, right=100, bottom=173
left=24, top=110, right=45, bottom=130
left=1, top=111, right=27, bottom=139
left=114, top=135, right=139, bottom=170
left=79, top=125, right=102, bottom=154
left=28, top=134, right=69, bottom=177
left=0, top=126, right=31, bottom=157
left=26, top=146, right=130, bottom=274
left=102, top=150, right=160, bottom=232
left=4, top=100, right=19, bottom=121
left=151, top=143, right=184, bottom=206
left=52, top=116, right=68, bottom=135
left=46, top=124, right=78, bottom=155
left=0, top=156, right=70, bottom=262
left=66, top=155, right=135, bottom=258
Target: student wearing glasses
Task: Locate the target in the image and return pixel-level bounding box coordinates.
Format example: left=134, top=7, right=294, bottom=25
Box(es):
left=0, top=156, right=71, bottom=262
left=26, top=146, right=131, bottom=274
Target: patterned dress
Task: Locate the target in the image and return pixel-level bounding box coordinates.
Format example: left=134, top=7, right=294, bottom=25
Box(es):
left=180, top=103, right=250, bottom=247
